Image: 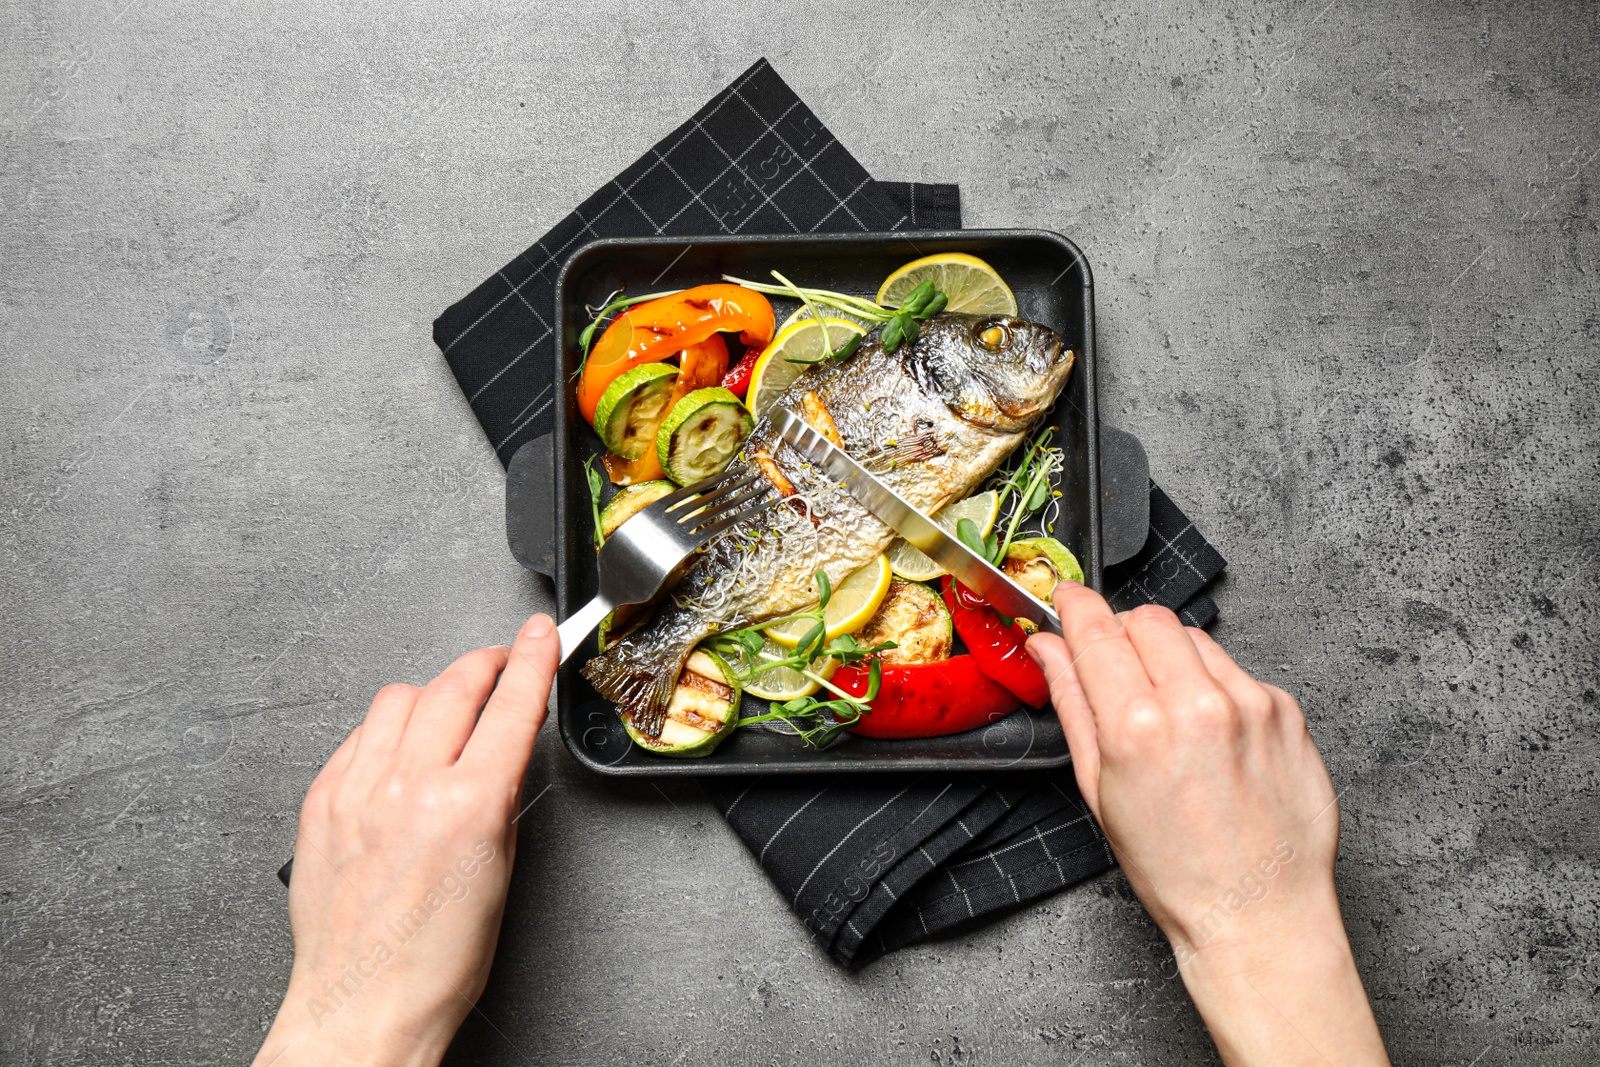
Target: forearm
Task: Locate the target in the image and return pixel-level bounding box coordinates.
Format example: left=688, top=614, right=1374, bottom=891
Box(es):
left=253, top=978, right=455, bottom=1067
left=1173, top=894, right=1389, bottom=1067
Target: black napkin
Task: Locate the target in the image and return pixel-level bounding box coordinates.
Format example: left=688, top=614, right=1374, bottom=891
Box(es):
left=433, top=59, right=1227, bottom=967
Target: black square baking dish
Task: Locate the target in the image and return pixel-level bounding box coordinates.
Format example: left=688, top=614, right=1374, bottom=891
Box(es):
left=505, top=230, right=1149, bottom=775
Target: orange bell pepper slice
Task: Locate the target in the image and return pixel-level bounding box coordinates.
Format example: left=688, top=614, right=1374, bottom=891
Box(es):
left=576, top=284, right=773, bottom=425
left=669, top=332, right=731, bottom=399
left=601, top=450, right=665, bottom=486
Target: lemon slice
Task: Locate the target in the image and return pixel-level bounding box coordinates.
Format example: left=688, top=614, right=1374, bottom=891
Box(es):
left=884, top=490, right=1002, bottom=581
left=765, top=555, right=893, bottom=648
left=743, top=634, right=841, bottom=701
left=876, top=253, right=1017, bottom=315
left=745, top=317, right=867, bottom=419
left=778, top=305, right=877, bottom=334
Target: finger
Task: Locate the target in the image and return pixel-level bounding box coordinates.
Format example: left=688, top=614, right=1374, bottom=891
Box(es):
left=399, top=645, right=512, bottom=767
left=1186, top=628, right=1274, bottom=712
left=350, top=683, right=421, bottom=769
left=1052, top=580, right=1156, bottom=717
left=1119, top=605, right=1212, bottom=690
left=1026, top=632, right=1101, bottom=816
left=1261, top=681, right=1307, bottom=726
left=301, top=726, right=363, bottom=836
left=460, top=614, right=558, bottom=781
left=1262, top=681, right=1315, bottom=748
left=310, top=724, right=362, bottom=793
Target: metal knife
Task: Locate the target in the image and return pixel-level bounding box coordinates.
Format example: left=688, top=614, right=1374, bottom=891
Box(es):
left=771, top=407, right=1063, bottom=636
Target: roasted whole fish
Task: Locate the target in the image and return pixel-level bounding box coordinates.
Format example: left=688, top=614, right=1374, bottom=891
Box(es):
left=581, top=312, right=1074, bottom=738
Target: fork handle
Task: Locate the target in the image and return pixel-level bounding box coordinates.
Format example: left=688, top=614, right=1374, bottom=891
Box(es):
left=557, top=594, right=614, bottom=663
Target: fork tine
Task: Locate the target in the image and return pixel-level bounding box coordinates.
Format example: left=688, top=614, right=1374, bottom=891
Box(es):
left=686, top=496, right=779, bottom=543
left=687, top=467, right=757, bottom=496
left=660, top=471, right=759, bottom=516
left=707, top=480, right=773, bottom=515
left=623, top=469, right=755, bottom=531
left=679, top=483, right=771, bottom=531
left=670, top=471, right=760, bottom=514
left=653, top=472, right=727, bottom=512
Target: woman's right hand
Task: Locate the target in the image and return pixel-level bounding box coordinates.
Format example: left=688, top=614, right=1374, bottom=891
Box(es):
left=1027, top=582, right=1389, bottom=1067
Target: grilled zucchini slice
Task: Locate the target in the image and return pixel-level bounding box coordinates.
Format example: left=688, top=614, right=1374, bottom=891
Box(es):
left=622, top=649, right=741, bottom=757
left=855, top=580, right=953, bottom=666
left=595, top=602, right=647, bottom=653
left=657, top=387, right=752, bottom=485
left=597, top=479, right=675, bottom=541
left=1001, top=537, right=1084, bottom=601
left=594, top=363, right=680, bottom=460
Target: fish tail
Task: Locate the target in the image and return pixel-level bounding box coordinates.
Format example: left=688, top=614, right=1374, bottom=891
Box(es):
left=580, top=615, right=713, bottom=737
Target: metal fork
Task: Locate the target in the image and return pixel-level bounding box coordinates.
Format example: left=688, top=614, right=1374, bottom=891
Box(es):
left=557, top=467, right=775, bottom=662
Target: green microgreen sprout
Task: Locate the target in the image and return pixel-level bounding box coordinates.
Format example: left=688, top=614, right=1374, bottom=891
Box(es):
left=770, top=269, right=840, bottom=363
left=989, top=425, right=1065, bottom=562
left=957, top=516, right=1001, bottom=565
left=583, top=455, right=605, bottom=548
left=721, top=273, right=948, bottom=357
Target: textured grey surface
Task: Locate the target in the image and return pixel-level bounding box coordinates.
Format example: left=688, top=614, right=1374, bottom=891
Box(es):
left=3, top=0, right=1597, bottom=1063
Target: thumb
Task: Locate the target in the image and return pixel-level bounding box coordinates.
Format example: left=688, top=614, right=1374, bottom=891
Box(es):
left=460, top=614, right=559, bottom=784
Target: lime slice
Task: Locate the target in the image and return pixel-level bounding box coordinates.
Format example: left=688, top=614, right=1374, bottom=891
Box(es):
left=765, top=555, right=893, bottom=648
left=742, top=634, right=841, bottom=701
left=745, top=317, right=866, bottom=419
left=884, top=490, right=1002, bottom=581
left=876, top=253, right=1017, bottom=315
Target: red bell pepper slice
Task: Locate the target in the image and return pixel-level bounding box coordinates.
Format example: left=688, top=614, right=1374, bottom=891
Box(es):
left=834, top=656, right=1021, bottom=739
left=941, top=577, right=1051, bottom=707
left=719, top=344, right=761, bottom=400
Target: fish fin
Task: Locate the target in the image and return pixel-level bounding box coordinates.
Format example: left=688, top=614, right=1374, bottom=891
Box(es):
left=581, top=617, right=709, bottom=738
left=861, top=427, right=944, bottom=471
left=801, top=391, right=844, bottom=447
left=751, top=449, right=797, bottom=497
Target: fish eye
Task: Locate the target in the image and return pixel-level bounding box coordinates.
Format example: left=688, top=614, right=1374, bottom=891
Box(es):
left=975, top=321, right=1011, bottom=350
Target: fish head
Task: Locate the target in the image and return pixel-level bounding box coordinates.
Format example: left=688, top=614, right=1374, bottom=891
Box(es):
left=905, top=313, right=1071, bottom=432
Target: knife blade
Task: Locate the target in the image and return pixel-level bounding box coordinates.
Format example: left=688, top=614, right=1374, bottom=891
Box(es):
left=771, top=407, right=1063, bottom=636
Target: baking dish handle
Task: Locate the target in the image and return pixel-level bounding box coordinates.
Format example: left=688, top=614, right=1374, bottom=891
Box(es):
left=506, top=434, right=557, bottom=577
left=1099, top=425, right=1150, bottom=567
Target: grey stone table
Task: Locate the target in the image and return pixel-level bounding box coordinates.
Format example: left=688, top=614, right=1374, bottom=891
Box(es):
left=3, top=1, right=1596, bottom=1063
